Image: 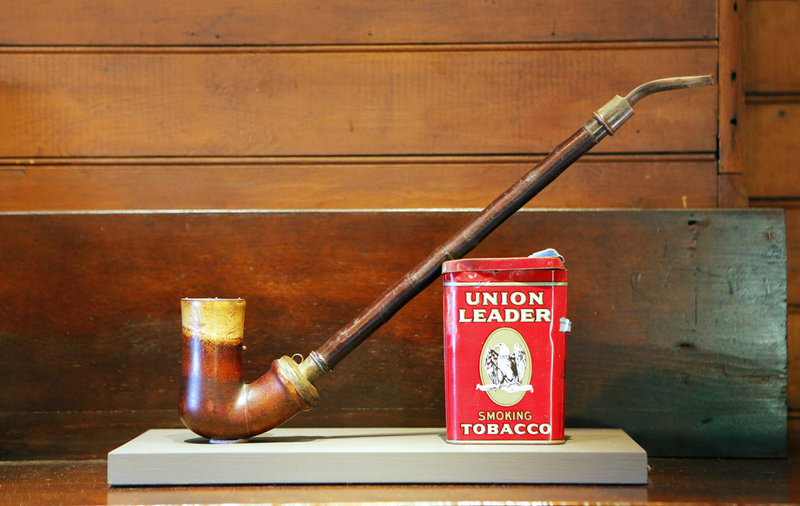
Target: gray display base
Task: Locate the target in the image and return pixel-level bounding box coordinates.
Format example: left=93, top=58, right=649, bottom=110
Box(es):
left=108, top=427, right=647, bottom=486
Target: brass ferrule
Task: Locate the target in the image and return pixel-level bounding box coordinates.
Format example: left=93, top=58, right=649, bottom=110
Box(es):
left=276, top=355, right=321, bottom=405
left=593, top=95, right=634, bottom=136
left=589, top=75, right=713, bottom=139
left=582, top=117, right=608, bottom=143
left=298, top=351, right=331, bottom=384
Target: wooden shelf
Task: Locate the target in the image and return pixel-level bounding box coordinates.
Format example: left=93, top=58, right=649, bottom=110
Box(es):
left=4, top=418, right=796, bottom=504
left=107, top=428, right=647, bottom=486
left=1, top=457, right=799, bottom=504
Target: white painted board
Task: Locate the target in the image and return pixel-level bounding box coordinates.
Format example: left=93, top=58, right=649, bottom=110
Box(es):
left=108, top=427, right=647, bottom=486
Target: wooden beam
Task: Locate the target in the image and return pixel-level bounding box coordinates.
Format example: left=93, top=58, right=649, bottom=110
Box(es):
left=0, top=156, right=718, bottom=211
left=0, top=46, right=717, bottom=157
left=0, top=0, right=716, bottom=46
left=718, top=0, right=745, bottom=175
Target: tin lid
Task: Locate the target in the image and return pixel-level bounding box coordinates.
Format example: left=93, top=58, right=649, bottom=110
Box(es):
left=442, top=251, right=565, bottom=274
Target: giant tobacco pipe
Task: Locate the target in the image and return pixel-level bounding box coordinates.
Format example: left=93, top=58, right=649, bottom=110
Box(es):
left=180, top=75, right=713, bottom=442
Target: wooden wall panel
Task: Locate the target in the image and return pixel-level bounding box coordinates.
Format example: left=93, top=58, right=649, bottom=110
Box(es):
left=791, top=312, right=799, bottom=411
left=788, top=208, right=800, bottom=306
left=0, top=210, right=786, bottom=458
left=744, top=100, right=800, bottom=198
left=0, top=0, right=716, bottom=46
left=745, top=0, right=800, bottom=93
left=751, top=205, right=800, bottom=306
left=743, top=0, right=800, bottom=425
left=0, top=156, right=717, bottom=211
left=0, top=46, right=717, bottom=158
left=718, top=173, right=749, bottom=207
left=718, top=0, right=744, bottom=175
left=717, top=0, right=746, bottom=178
left=0, top=0, right=747, bottom=463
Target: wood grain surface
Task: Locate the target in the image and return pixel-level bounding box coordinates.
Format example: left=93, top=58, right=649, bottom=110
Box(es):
left=789, top=208, right=799, bottom=307
left=0, top=156, right=718, bottom=212
left=0, top=0, right=716, bottom=45
left=0, top=0, right=774, bottom=465
left=0, top=455, right=798, bottom=504
left=744, top=100, right=800, bottom=198
left=718, top=0, right=744, bottom=175
left=742, top=0, right=800, bottom=420
left=0, top=46, right=717, bottom=158
left=791, top=312, right=799, bottom=410
left=745, top=0, right=800, bottom=93
left=0, top=210, right=785, bottom=459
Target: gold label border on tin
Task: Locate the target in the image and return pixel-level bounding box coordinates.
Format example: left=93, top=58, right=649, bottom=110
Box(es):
left=443, top=281, right=568, bottom=287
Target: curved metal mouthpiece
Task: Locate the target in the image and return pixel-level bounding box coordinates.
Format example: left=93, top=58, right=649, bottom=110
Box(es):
left=624, top=75, right=715, bottom=106
left=590, top=74, right=714, bottom=137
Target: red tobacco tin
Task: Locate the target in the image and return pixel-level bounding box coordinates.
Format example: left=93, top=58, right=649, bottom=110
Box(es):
left=442, top=254, right=568, bottom=443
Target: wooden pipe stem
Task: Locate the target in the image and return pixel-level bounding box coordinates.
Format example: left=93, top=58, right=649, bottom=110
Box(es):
left=315, top=126, right=598, bottom=369
left=313, top=74, right=713, bottom=371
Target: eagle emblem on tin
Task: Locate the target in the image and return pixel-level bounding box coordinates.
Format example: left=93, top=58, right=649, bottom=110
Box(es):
left=477, top=327, right=533, bottom=406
